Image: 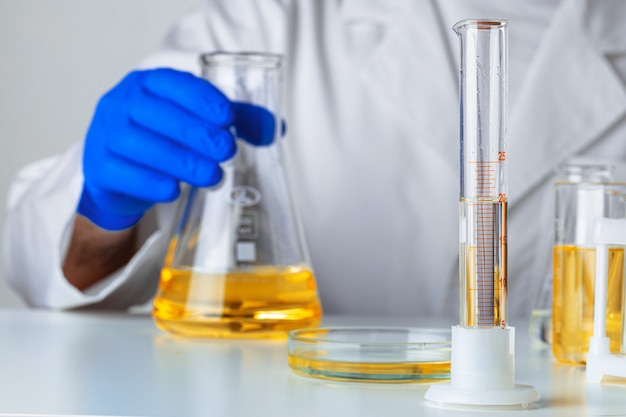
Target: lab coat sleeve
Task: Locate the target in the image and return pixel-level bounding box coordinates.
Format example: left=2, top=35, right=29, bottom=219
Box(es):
left=1, top=142, right=178, bottom=309
left=2, top=1, right=291, bottom=309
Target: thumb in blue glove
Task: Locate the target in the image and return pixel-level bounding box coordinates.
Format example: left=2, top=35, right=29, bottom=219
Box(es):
left=78, top=68, right=277, bottom=231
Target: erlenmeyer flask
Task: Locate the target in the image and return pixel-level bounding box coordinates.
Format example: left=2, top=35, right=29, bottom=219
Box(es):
left=152, top=52, right=323, bottom=338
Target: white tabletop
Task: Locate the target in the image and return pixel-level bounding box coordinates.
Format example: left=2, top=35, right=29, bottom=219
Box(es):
left=0, top=310, right=624, bottom=417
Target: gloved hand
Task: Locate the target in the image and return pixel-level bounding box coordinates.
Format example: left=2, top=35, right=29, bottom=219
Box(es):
left=78, top=68, right=277, bottom=231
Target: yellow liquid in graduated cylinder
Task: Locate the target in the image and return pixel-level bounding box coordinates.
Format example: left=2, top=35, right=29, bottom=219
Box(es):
left=153, top=266, right=322, bottom=338
left=462, top=245, right=506, bottom=327
left=288, top=353, right=450, bottom=384
left=552, top=245, right=624, bottom=365
left=459, top=200, right=507, bottom=328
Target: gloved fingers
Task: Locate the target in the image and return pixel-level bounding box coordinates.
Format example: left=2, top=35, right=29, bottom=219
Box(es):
left=85, top=155, right=184, bottom=203
left=81, top=186, right=155, bottom=217
left=140, top=68, right=233, bottom=126
left=136, top=69, right=280, bottom=148
left=127, top=92, right=236, bottom=162
left=232, top=102, right=279, bottom=146
left=107, top=124, right=227, bottom=188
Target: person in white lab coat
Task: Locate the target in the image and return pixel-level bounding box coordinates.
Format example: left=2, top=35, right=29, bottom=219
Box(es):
left=3, top=0, right=626, bottom=320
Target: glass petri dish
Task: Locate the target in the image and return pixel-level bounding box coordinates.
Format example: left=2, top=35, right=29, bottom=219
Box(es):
left=288, top=327, right=451, bottom=383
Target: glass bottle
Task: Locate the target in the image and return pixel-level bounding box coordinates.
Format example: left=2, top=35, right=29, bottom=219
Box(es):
left=152, top=52, right=323, bottom=338
left=529, top=163, right=615, bottom=349
left=551, top=163, right=625, bottom=364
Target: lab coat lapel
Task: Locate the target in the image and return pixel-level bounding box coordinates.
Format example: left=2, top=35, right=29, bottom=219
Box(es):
left=340, top=0, right=401, bottom=22
left=509, top=0, right=626, bottom=205
left=339, top=0, right=459, bottom=311
left=340, top=0, right=458, bottom=168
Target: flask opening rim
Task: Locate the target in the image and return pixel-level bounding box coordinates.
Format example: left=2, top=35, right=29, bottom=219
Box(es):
left=200, top=51, right=283, bottom=69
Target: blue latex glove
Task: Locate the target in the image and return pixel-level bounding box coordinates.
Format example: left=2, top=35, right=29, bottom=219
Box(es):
left=78, top=68, right=276, bottom=230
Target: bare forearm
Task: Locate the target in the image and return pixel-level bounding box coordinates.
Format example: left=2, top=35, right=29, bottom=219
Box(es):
left=63, top=215, right=138, bottom=291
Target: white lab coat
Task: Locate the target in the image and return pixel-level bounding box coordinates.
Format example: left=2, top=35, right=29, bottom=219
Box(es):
left=3, top=0, right=626, bottom=319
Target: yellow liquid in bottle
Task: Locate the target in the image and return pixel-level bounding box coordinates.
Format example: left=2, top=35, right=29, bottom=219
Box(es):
left=552, top=245, right=623, bottom=364
left=288, top=353, right=450, bottom=384
left=153, top=265, right=322, bottom=338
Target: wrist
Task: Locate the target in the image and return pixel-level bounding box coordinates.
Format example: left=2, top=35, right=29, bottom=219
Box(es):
left=77, top=187, right=144, bottom=231
left=63, top=214, right=138, bottom=291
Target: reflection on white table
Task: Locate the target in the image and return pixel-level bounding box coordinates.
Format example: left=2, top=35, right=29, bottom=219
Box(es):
left=0, top=310, right=625, bottom=417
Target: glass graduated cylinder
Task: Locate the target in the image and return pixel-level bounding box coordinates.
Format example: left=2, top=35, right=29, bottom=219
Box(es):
left=455, top=19, right=508, bottom=329
left=459, top=197, right=507, bottom=328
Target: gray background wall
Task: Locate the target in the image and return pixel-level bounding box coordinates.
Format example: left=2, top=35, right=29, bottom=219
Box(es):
left=0, top=0, right=202, bottom=308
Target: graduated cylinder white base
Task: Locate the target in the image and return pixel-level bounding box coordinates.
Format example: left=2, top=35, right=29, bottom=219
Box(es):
left=425, top=326, right=540, bottom=406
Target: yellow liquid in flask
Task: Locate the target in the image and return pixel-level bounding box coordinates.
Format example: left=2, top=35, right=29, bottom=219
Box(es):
left=552, top=245, right=623, bottom=364
left=153, top=265, right=322, bottom=338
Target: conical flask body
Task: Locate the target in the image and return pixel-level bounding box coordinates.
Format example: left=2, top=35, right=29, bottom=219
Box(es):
left=153, top=53, right=322, bottom=338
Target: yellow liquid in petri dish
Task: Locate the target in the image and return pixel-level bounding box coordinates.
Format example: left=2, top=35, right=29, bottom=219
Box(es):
left=552, top=245, right=624, bottom=364
left=288, top=327, right=451, bottom=383
left=153, top=265, right=322, bottom=338
left=288, top=351, right=450, bottom=383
